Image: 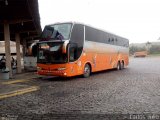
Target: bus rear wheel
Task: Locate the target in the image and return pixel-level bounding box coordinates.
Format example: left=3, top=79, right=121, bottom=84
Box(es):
left=83, top=64, right=91, bottom=78
left=121, top=61, right=124, bottom=69
left=117, top=61, right=121, bottom=70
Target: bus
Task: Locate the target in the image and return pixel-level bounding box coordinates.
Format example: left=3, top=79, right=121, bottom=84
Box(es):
left=134, top=51, right=147, bottom=57
left=34, top=22, right=129, bottom=77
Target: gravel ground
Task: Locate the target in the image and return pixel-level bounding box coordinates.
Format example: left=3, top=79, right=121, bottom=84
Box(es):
left=0, top=57, right=160, bottom=119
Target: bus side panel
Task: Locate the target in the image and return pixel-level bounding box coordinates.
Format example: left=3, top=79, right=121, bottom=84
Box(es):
left=83, top=41, right=129, bottom=72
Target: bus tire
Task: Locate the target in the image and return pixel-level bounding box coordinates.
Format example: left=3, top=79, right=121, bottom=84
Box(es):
left=121, top=61, right=124, bottom=69
left=117, top=61, right=121, bottom=70
left=83, top=64, right=91, bottom=78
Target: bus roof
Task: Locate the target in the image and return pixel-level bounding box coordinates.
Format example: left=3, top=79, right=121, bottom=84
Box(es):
left=45, top=22, right=129, bottom=42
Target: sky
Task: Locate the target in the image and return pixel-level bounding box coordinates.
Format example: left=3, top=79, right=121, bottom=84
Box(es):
left=38, top=0, right=160, bottom=44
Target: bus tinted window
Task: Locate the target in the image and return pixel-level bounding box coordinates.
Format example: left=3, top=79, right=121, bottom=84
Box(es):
left=86, top=26, right=129, bottom=47
left=71, top=24, right=84, bottom=45
left=86, top=26, right=97, bottom=42
left=70, top=24, right=84, bottom=61
left=41, top=23, right=72, bottom=41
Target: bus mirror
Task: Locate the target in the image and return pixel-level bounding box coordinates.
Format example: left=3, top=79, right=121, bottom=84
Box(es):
left=62, top=41, right=69, bottom=54
left=32, top=44, right=38, bottom=57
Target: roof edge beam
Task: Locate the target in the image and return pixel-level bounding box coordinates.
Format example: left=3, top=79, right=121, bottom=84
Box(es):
left=0, top=19, right=33, bottom=24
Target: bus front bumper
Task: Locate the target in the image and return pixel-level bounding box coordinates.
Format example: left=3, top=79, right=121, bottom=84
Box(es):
left=37, top=70, right=67, bottom=77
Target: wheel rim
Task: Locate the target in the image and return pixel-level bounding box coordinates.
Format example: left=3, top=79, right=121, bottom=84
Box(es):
left=117, top=62, right=120, bottom=70
left=84, top=64, right=90, bottom=77
left=117, top=64, right=119, bottom=70
left=121, top=62, right=124, bottom=69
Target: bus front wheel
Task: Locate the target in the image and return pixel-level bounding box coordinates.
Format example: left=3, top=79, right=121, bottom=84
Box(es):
left=83, top=64, right=91, bottom=78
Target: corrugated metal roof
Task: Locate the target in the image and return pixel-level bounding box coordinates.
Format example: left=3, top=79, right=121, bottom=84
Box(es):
left=0, top=0, right=41, bottom=42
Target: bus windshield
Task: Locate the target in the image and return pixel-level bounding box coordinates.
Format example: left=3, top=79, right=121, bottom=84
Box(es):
left=41, top=23, right=72, bottom=41
left=37, top=42, right=67, bottom=64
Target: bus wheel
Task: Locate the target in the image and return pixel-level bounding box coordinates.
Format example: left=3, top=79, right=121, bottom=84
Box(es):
left=117, top=61, right=121, bottom=70
left=83, top=64, right=91, bottom=78
left=121, top=61, right=124, bottom=69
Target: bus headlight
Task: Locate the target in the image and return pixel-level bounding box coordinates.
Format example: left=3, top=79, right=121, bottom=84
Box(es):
left=57, top=68, right=66, bottom=71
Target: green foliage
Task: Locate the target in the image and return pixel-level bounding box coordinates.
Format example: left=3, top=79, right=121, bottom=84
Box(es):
left=149, top=45, right=160, bottom=54
left=129, top=46, right=146, bottom=55
left=129, top=44, right=160, bottom=55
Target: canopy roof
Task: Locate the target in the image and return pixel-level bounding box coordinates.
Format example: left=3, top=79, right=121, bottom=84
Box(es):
left=0, top=0, right=41, bottom=42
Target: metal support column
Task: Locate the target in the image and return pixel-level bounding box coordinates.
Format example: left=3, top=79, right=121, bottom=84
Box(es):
left=22, top=39, right=27, bottom=57
left=16, top=33, right=22, bottom=73
left=4, top=21, right=12, bottom=78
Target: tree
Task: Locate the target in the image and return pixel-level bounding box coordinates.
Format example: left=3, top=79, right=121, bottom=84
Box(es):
left=129, top=45, right=146, bottom=55
left=145, top=41, right=152, bottom=54
left=149, top=45, right=160, bottom=54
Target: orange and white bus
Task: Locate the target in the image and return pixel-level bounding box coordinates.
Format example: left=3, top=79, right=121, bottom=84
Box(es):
left=134, top=51, right=147, bottom=57
left=35, top=22, right=129, bottom=77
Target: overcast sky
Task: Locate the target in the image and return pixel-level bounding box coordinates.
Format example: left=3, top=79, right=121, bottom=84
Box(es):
left=38, top=0, right=160, bottom=44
